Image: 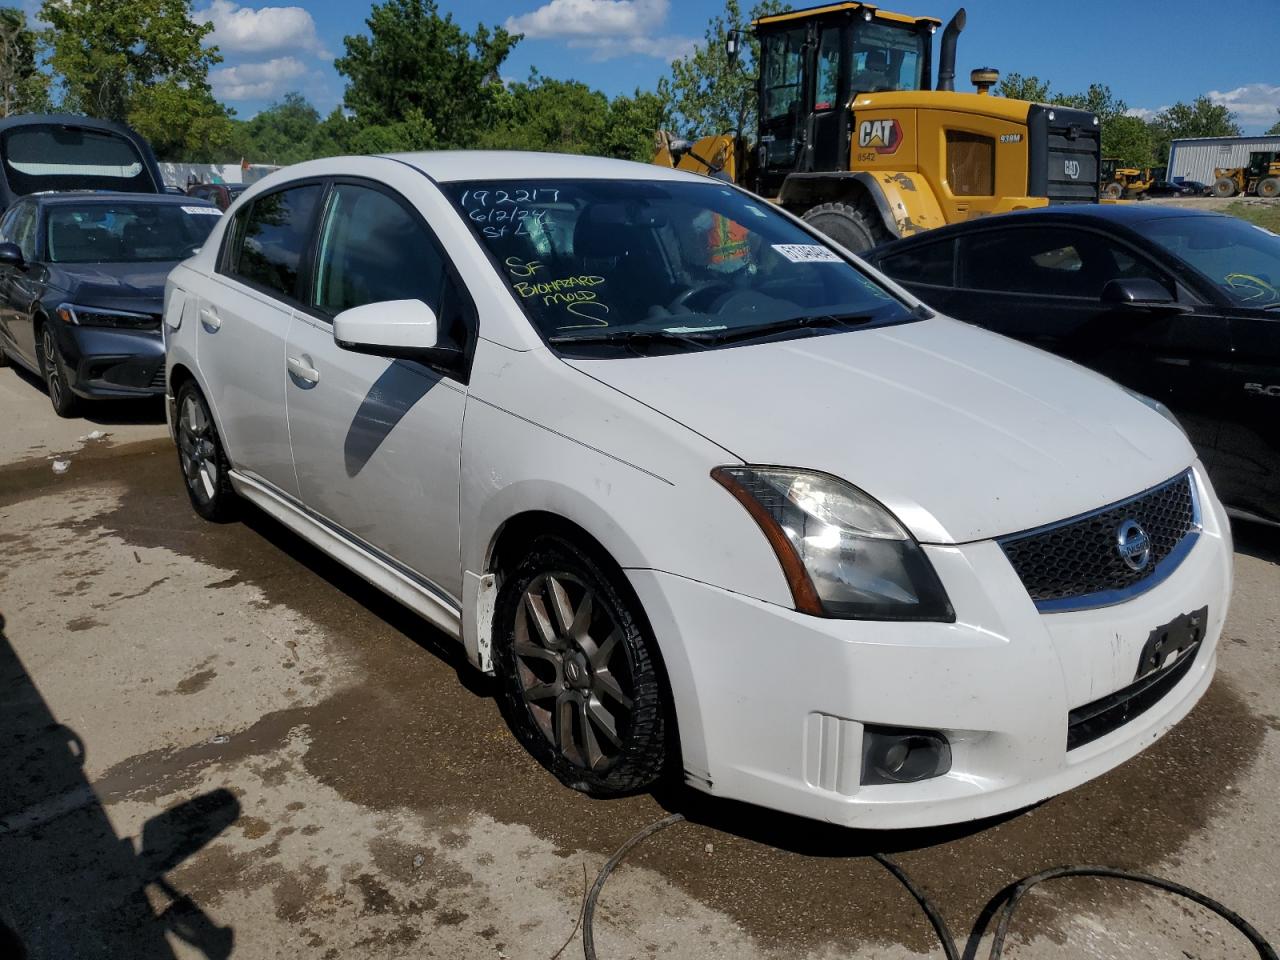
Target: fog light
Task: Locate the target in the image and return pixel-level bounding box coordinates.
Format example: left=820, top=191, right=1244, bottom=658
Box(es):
left=861, top=726, right=952, bottom=785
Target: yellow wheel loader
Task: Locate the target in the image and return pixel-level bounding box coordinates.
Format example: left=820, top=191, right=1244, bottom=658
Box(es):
left=654, top=3, right=1102, bottom=253
left=1211, top=154, right=1280, bottom=199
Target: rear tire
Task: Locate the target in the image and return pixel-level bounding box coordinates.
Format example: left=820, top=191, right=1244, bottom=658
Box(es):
left=1103, top=182, right=1124, bottom=199
left=38, top=324, right=80, bottom=418
left=174, top=380, right=237, bottom=522
left=492, top=534, right=668, bottom=797
left=1257, top=178, right=1280, bottom=200
left=802, top=200, right=891, bottom=254
left=1211, top=177, right=1238, bottom=198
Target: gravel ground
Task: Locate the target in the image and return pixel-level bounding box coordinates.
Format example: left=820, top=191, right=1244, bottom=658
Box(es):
left=1, top=362, right=1277, bottom=960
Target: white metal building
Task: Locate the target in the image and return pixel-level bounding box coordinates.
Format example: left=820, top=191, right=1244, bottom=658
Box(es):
left=1167, top=135, right=1280, bottom=184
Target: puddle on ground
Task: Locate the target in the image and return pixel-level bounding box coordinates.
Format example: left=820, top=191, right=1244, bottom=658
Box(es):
left=5, top=440, right=1269, bottom=953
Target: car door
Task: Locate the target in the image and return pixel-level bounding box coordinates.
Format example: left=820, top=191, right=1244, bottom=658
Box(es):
left=946, top=224, right=1231, bottom=465
left=199, top=181, right=325, bottom=495
left=0, top=201, right=41, bottom=366
left=1216, top=308, right=1280, bottom=522
left=284, top=177, right=473, bottom=601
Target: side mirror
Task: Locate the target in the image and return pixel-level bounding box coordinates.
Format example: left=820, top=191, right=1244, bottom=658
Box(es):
left=0, top=242, right=25, bottom=269
left=333, top=299, right=452, bottom=362
left=1101, top=277, right=1189, bottom=313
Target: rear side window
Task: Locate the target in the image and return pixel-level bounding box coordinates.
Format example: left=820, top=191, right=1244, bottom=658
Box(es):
left=313, top=184, right=445, bottom=314
left=877, top=239, right=956, bottom=287
left=224, top=184, right=323, bottom=300
left=958, top=227, right=1169, bottom=298
left=1, top=124, right=157, bottom=196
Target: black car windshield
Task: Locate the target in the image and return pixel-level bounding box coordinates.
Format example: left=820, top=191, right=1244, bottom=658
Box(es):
left=1139, top=214, right=1280, bottom=308
left=445, top=179, right=914, bottom=353
left=44, top=202, right=221, bottom=264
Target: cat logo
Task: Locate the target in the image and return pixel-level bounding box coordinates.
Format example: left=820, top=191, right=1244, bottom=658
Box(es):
left=857, top=118, right=902, bottom=155
left=1064, top=159, right=1081, bottom=180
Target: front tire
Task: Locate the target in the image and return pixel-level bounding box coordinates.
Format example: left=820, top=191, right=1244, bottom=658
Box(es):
left=492, top=535, right=668, bottom=797
left=175, top=381, right=237, bottom=522
left=1211, top=177, right=1238, bottom=198
left=38, top=325, right=80, bottom=418
left=1103, top=182, right=1124, bottom=199
left=802, top=200, right=890, bottom=254
left=1257, top=178, right=1280, bottom=200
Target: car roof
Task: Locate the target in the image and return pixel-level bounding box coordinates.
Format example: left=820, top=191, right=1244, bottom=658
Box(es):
left=384, top=150, right=709, bottom=184
left=869, top=203, right=1234, bottom=254
left=30, top=191, right=216, bottom=208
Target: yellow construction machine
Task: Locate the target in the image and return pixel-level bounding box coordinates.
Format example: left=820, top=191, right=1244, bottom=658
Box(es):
left=653, top=3, right=1102, bottom=252
left=1100, top=159, right=1155, bottom=199
left=1211, top=154, right=1280, bottom=199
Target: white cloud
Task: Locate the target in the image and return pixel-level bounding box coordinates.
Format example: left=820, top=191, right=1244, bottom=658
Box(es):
left=210, top=57, right=309, bottom=100
left=1124, top=106, right=1163, bottom=121
left=1205, top=83, right=1280, bottom=124
left=505, top=0, right=694, bottom=61
left=194, top=0, right=328, bottom=57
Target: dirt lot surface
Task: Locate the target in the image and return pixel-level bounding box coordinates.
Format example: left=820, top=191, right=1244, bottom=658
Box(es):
left=1, top=362, right=1277, bottom=960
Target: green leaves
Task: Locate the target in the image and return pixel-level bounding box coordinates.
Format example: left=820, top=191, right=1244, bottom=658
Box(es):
left=1, top=6, right=49, bottom=117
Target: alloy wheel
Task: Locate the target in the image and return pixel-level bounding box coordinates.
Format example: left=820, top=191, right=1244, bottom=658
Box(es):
left=513, top=572, right=635, bottom=772
left=177, top=394, right=220, bottom=503
left=42, top=327, right=65, bottom=409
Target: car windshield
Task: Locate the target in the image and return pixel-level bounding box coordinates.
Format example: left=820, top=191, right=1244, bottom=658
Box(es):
left=44, top=202, right=221, bottom=264
left=1139, top=214, right=1280, bottom=308
left=444, top=178, right=914, bottom=353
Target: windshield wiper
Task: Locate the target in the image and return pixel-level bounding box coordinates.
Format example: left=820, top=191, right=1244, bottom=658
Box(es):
left=711, top=312, right=880, bottom=344
left=547, top=329, right=716, bottom=351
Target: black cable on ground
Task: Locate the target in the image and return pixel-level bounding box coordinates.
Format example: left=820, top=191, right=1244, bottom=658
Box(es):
left=580, top=813, right=1278, bottom=960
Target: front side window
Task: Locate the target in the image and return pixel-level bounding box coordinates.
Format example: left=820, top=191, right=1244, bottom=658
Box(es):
left=313, top=184, right=445, bottom=315
left=226, top=184, right=324, bottom=300
left=44, top=202, right=221, bottom=264
left=850, top=21, right=925, bottom=94
left=1, top=124, right=156, bottom=196
left=878, top=239, right=956, bottom=287
left=1139, top=215, right=1280, bottom=308
left=445, top=179, right=915, bottom=355
left=958, top=226, right=1168, bottom=299
left=761, top=28, right=805, bottom=122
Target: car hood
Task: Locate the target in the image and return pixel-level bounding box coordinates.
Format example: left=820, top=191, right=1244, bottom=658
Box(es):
left=49, top=260, right=177, bottom=314
left=564, top=317, right=1195, bottom=544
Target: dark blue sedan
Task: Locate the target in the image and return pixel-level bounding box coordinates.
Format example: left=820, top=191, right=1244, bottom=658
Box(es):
left=0, top=193, right=221, bottom=416
left=865, top=204, right=1280, bottom=525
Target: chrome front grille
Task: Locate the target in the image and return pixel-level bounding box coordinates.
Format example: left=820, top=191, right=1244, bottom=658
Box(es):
left=999, top=471, right=1198, bottom=612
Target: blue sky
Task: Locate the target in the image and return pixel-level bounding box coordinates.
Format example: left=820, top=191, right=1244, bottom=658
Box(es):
left=69, top=0, right=1280, bottom=132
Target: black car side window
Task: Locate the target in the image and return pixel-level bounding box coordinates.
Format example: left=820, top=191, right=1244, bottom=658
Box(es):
left=223, top=183, right=324, bottom=302
left=877, top=239, right=956, bottom=287
left=959, top=227, right=1169, bottom=299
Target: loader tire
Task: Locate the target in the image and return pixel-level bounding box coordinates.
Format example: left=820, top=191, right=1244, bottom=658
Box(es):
left=1257, top=178, right=1280, bottom=200
left=1212, top=177, right=1238, bottom=199
left=1103, top=182, right=1123, bottom=200
left=802, top=200, right=891, bottom=255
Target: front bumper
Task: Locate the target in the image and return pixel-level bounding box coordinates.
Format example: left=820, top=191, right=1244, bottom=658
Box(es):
left=58, top=324, right=165, bottom=399
left=628, top=463, right=1232, bottom=829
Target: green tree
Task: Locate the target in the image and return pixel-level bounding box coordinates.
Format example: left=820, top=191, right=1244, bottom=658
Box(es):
left=603, top=90, right=669, bottom=162
left=1102, top=114, right=1154, bottom=167
left=1057, top=83, right=1128, bottom=126
left=347, top=108, right=437, bottom=154
left=1150, top=96, right=1242, bottom=163
left=0, top=6, right=49, bottom=116
left=995, top=72, right=1053, bottom=103
left=658, top=0, right=787, bottom=139
left=234, top=92, right=326, bottom=165
left=336, top=0, right=516, bottom=149
left=1265, top=109, right=1280, bottom=136
left=480, top=72, right=609, bottom=155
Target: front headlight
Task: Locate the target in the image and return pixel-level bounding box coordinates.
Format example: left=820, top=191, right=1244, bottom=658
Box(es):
left=712, top=466, right=954, bottom=622
left=57, top=303, right=159, bottom=330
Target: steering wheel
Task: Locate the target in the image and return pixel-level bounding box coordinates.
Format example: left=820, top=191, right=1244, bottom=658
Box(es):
left=667, top=281, right=733, bottom=313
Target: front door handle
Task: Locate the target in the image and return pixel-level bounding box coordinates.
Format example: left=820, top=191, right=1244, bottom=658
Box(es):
left=199, top=307, right=221, bottom=331
left=286, top=355, right=320, bottom=384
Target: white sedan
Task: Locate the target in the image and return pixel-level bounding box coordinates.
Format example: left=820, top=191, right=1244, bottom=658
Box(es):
left=163, top=152, right=1231, bottom=828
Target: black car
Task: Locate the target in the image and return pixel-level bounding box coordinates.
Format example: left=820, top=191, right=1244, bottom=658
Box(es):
left=185, top=182, right=247, bottom=211
left=0, top=114, right=164, bottom=215
left=865, top=205, right=1280, bottom=525
left=1143, top=180, right=1204, bottom=198
left=0, top=193, right=221, bottom=416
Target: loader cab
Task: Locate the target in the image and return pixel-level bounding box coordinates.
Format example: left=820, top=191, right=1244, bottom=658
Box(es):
left=754, top=5, right=939, bottom=195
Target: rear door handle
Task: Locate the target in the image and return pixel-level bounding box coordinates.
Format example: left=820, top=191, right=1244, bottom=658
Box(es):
left=286, top=355, right=320, bottom=384
left=199, top=307, right=221, bottom=331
